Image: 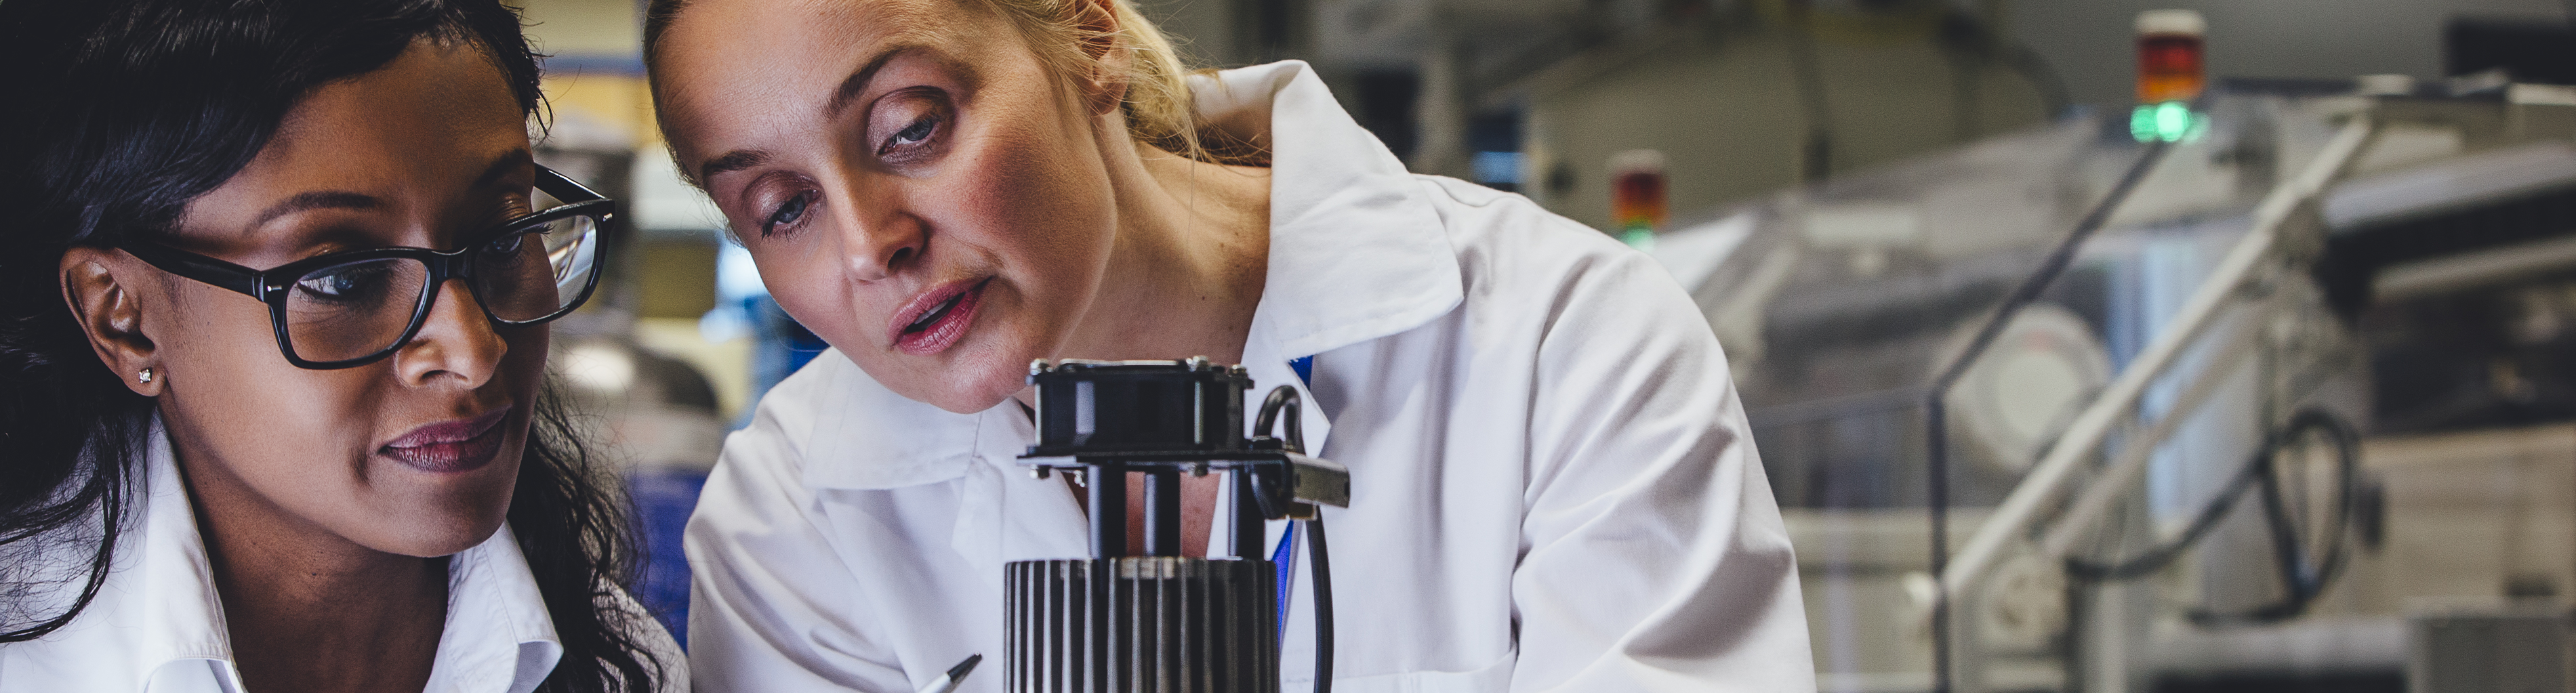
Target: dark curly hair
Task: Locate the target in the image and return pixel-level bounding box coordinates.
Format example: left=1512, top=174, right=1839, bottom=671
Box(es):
left=0, top=1, right=661, bottom=691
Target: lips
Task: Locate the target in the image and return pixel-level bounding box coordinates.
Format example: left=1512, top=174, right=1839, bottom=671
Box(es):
left=891, top=278, right=989, bottom=356
left=380, top=406, right=513, bottom=474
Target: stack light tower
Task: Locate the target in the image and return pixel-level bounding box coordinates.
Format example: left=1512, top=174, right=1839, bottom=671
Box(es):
left=1610, top=148, right=1669, bottom=249
left=2132, top=9, right=2208, bottom=143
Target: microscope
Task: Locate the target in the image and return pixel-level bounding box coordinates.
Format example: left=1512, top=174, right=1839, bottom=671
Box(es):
left=1008, top=358, right=1348, bottom=693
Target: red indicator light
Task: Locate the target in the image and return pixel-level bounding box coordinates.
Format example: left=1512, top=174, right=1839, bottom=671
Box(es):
left=2135, top=9, right=2207, bottom=104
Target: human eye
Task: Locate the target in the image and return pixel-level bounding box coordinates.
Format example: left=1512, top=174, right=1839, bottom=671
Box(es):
left=295, top=261, right=398, bottom=305
left=483, top=228, right=529, bottom=255
left=762, top=190, right=816, bottom=238
left=882, top=117, right=938, bottom=154
left=870, top=89, right=952, bottom=165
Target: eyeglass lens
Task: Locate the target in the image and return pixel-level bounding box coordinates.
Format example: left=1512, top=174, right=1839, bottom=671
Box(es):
left=281, top=213, right=600, bottom=363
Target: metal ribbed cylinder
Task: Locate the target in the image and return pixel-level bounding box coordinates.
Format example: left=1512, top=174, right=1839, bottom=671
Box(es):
left=1005, top=557, right=1279, bottom=693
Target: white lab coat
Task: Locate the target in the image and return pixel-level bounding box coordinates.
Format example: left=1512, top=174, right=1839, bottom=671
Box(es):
left=0, top=420, right=688, bottom=693
left=684, top=60, right=1814, bottom=693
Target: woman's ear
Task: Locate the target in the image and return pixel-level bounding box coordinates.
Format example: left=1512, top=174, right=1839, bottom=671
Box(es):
left=1067, top=0, right=1132, bottom=117
left=60, top=247, right=162, bottom=396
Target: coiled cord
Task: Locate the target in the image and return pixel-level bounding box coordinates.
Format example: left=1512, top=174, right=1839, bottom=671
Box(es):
left=2063, top=408, right=2362, bottom=624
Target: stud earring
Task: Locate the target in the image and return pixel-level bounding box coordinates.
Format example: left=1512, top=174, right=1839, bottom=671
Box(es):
left=138, top=368, right=152, bottom=384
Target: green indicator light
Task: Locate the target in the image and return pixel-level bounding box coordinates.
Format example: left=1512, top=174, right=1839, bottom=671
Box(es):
left=2154, top=101, right=2192, bottom=142
left=1620, top=227, right=1656, bottom=250
left=2131, top=101, right=2197, bottom=143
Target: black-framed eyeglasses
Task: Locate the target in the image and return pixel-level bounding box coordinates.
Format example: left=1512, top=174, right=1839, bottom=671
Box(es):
left=122, top=165, right=615, bottom=370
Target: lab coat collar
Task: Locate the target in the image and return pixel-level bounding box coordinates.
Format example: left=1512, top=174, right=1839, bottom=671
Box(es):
left=28, top=419, right=565, bottom=693
left=1195, top=60, right=1465, bottom=360
left=798, top=61, right=1459, bottom=491
left=432, top=520, right=567, bottom=693
left=794, top=362, right=990, bottom=490
left=89, top=422, right=242, bottom=692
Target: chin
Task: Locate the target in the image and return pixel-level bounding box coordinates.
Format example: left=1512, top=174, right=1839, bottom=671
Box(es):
left=920, top=373, right=1022, bottom=414
left=907, top=348, right=1031, bottom=415
left=372, top=513, right=510, bottom=558
left=369, top=474, right=518, bottom=557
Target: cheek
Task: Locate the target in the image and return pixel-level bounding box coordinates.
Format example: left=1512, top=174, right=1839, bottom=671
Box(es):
left=752, top=239, right=874, bottom=348
left=941, top=121, right=1118, bottom=306
left=156, top=291, right=346, bottom=429
left=499, top=325, right=550, bottom=394
left=152, top=291, right=523, bottom=557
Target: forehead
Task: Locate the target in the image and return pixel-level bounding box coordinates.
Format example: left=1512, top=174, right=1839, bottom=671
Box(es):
left=649, top=0, right=1010, bottom=163
left=238, top=41, right=525, bottom=195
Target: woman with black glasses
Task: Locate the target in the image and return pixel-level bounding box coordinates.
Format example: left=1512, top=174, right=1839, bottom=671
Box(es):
left=0, top=2, right=679, bottom=692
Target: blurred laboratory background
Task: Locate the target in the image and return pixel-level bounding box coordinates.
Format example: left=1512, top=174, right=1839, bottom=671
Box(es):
left=507, top=0, right=2576, bottom=690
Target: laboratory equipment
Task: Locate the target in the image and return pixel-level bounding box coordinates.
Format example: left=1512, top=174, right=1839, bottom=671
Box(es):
left=1612, top=149, right=1669, bottom=247
left=1652, top=69, right=2576, bottom=690
left=2408, top=607, right=2565, bottom=693
left=1009, top=358, right=1350, bottom=693
left=2132, top=10, right=2207, bottom=143
left=2135, top=11, right=2205, bottom=105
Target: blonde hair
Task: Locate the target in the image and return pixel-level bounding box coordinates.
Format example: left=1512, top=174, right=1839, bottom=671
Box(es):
left=645, top=0, right=1264, bottom=165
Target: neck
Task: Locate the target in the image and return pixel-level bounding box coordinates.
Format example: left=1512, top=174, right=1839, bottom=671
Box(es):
left=176, top=444, right=445, bottom=693
left=1051, top=136, right=1273, bottom=369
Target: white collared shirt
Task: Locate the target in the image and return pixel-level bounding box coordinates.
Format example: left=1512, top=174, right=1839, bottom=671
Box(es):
left=684, top=60, right=1815, bottom=693
left=0, top=423, right=689, bottom=693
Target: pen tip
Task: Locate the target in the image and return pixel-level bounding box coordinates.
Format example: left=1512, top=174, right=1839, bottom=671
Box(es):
left=949, top=653, right=982, bottom=679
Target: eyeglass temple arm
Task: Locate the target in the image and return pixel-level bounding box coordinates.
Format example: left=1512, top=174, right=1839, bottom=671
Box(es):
left=120, top=243, right=265, bottom=298
left=534, top=164, right=607, bottom=204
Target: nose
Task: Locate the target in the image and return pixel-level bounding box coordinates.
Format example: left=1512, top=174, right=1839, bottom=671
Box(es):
left=392, top=278, right=508, bottom=387
left=831, top=186, right=928, bottom=282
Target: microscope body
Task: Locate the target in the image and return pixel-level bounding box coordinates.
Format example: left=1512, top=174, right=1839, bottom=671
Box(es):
left=1009, top=358, right=1346, bottom=693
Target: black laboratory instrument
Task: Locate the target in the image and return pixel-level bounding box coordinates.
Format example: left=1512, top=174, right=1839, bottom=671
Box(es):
left=1010, top=358, right=1349, bottom=693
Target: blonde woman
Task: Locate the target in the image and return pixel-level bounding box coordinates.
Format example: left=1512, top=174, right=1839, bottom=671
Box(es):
left=644, top=0, right=1815, bottom=690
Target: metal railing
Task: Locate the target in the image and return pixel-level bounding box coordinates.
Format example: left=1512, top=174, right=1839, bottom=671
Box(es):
left=1929, top=115, right=2384, bottom=693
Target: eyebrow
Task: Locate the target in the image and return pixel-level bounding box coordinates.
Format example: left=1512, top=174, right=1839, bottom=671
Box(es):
left=475, top=148, right=532, bottom=191
left=697, top=150, right=769, bottom=184
left=695, top=43, right=931, bottom=184
left=247, top=191, right=382, bottom=232
left=243, top=149, right=530, bottom=234
left=827, top=43, right=926, bottom=119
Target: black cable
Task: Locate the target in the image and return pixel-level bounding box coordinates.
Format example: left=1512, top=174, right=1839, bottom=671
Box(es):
left=1256, top=386, right=1305, bottom=454
left=1306, top=517, right=1334, bottom=693
left=2062, top=408, right=2362, bottom=625
left=2063, top=450, right=2264, bottom=581
left=1925, top=127, right=2175, bottom=693
left=1256, top=384, right=1330, bottom=692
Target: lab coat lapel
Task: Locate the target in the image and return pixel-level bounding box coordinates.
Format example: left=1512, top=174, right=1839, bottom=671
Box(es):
left=798, top=350, right=982, bottom=491
left=1199, top=62, right=1464, bottom=364
left=1194, top=62, right=1466, bottom=454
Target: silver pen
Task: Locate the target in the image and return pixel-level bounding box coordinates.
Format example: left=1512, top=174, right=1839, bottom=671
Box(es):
left=914, top=653, right=981, bottom=693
